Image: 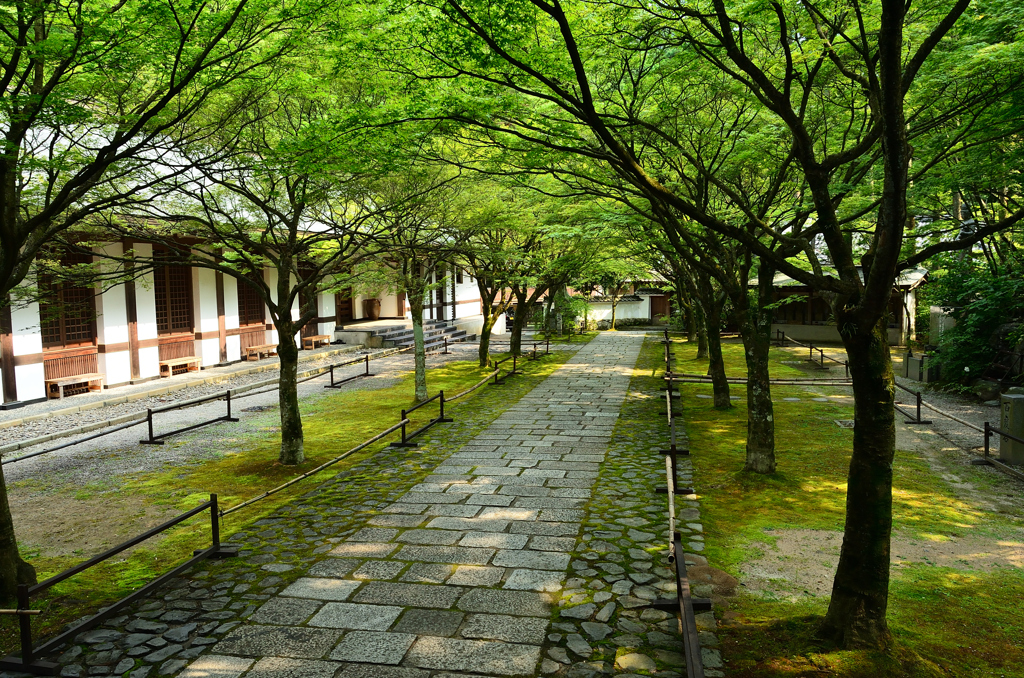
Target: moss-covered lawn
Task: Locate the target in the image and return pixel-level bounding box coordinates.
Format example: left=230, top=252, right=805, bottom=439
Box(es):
left=649, top=336, right=1024, bottom=677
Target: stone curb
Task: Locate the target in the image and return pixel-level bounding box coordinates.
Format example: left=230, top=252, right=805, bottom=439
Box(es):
left=0, top=344, right=390, bottom=455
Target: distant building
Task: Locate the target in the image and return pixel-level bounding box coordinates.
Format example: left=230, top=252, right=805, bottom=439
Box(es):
left=753, top=268, right=928, bottom=345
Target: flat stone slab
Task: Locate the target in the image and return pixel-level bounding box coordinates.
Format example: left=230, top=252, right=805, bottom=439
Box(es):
left=492, top=550, right=571, bottom=571
left=458, top=532, right=529, bottom=550
left=352, top=561, right=405, bottom=580
left=281, top=578, right=361, bottom=602
left=250, top=598, right=323, bottom=625
left=336, top=666, right=428, bottom=678
left=328, top=631, right=416, bottom=665
left=395, top=545, right=494, bottom=565
left=328, top=543, right=398, bottom=559
left=213, top=625, right=341, bottom=658
left=400, top=563, right=453, bottom=584
left=308, top=603, right=404, bottom=631
left=446, top=566, right=504, bottom=587
left=509, top=521, right=578, bottom=536
left=244, top=658, right=340, bottom=678
left=352, top=582, right=464, bottom=609
left=503, top=569, right=565, bottom=592
left=457, top=589, right=550, bottom=617
left=396, top=529, right=463, bottom=546
left=460, top=614, right=549, bottom=645
left=426, top=517, right=510, bottom=532
left=393, top=609, right=464, bottom=637
left=308, top=559, right=360, bottom=578
left=406, top=636, right=541, bottom=676
left=349, top=528, right=399, bottom=542
left=178, top=655, right=254, bottom=678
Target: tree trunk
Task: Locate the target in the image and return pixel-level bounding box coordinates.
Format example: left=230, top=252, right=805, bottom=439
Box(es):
left=478, top=312, right=498, bottom=368
left=610, top=298, right=617, bottom=330
left=0, top=461, right=35, bottom=602
left=821, top=315, right=895, bottom=648
left=410, top=295, right=428, bottom=401
left=737, top=260, right=776, bottom=473
left=705, top=295, right=730, bottom=408
left=510, top=291, right=527, bottom=357
left=276, top=328, right=304, bottom=465
left=695, top=301, right=709, bottom=359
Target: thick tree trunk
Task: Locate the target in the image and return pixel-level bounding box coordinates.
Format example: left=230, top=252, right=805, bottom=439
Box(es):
left=0, top=462, right=35, bottom=602
left=705, top=297, right=730, bottom=408
left=276, top=329, right=304, bottom=465
left=410, top=297, right=428, bottom=401
left=821, top=316, right=895, bottom=647
left=737, top=261, right=776, bottom=473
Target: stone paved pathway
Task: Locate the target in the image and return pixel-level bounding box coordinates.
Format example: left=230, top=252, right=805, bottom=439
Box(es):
left=30, top=332, right=720, bottom=678
left=180, top=332, right=644, bottom=678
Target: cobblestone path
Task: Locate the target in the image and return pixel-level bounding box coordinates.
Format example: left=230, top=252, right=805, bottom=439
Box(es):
left=34, top=332, right=718, bottom=678
left=181, top=332, right=643, bottom=678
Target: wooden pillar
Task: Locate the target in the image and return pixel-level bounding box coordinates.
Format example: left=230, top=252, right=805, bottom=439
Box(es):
left=0, top=301, right=17, bottom=403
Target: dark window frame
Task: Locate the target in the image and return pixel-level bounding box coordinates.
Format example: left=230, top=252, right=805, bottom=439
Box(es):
left=153, top=251, right=194, bottom=335
left=40, top=253, right=98, bottom=350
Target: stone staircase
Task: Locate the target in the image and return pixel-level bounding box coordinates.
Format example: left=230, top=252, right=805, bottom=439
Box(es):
left=379, top=320, right=476, bottom=352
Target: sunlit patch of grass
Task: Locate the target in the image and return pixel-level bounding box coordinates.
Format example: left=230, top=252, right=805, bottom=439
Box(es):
left=640, top=337, right=1024, bottom=677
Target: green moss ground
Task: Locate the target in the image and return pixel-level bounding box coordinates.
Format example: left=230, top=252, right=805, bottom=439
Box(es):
left=646, top=336, right=1024, bottom=677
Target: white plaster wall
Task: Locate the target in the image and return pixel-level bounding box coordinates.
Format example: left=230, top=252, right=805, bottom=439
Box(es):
left=11, top=294, right=45, bottom=400
left=453, top=276, right=480, bottom=320
left=318, top=292, right=336, bottom=336
left=11, top=298, right=42, bottom=357
left=265, top=268, right=279, bottom=344
left=94, top=244, right=132, bottom=386
left=193, top=266, right=220, bottom=366
left=587, top=300, right=645, bottom=322
left=223, top=275, right=241, bottom=362
left=378, top=293, right=399, bottom=318
left=132, top=244, right=160, bottom=378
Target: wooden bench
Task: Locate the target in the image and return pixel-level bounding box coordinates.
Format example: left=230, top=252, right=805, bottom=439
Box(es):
left=159, top=356, right=202, bottom=378
left=244, top=344, right=277, bottom=361
left=302, top=334, right=331, bottom=350
left=45, top=373, right=105, bottom=400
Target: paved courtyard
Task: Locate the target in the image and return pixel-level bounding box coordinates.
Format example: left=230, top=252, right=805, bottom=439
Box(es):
left=37, top=332, right=718, bottom=678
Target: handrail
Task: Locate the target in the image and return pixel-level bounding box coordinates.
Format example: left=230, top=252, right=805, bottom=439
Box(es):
left=775, top=331, right=849, bottom=377
left=392, top=391, right=452, bottom=448
left=326, top=355, right=375, bottom=389
left=449, top=370, right=500, bottom=401
left=0, top=496, right=232, bottom=675
left=980, top=421, right=1024, bottom=483
left=893, top=381, right=930, bottom=424
left=2, top=419, right=145, bottom=466
left=141, top=391, right=238, bottom=444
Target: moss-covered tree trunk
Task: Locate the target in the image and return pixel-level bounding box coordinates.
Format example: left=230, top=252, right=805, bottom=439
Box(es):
left=276, top=325, right=304, bottom=465
left=478, top=311, right=499, bottom=368
left=821, top=315, right=895, bottom=647
left=735, top=261, right=776, bottom=473
left=409, top=291, right=428, bottom=401
left=0, top=463, right=35, bottom=601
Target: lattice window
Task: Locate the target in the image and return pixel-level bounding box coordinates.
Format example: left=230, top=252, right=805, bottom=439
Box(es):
left=40, top=253, right=96, bottom=349
left=237, top=277, right=265, bottom=327
left=154, top=252, right=194, bottom=335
